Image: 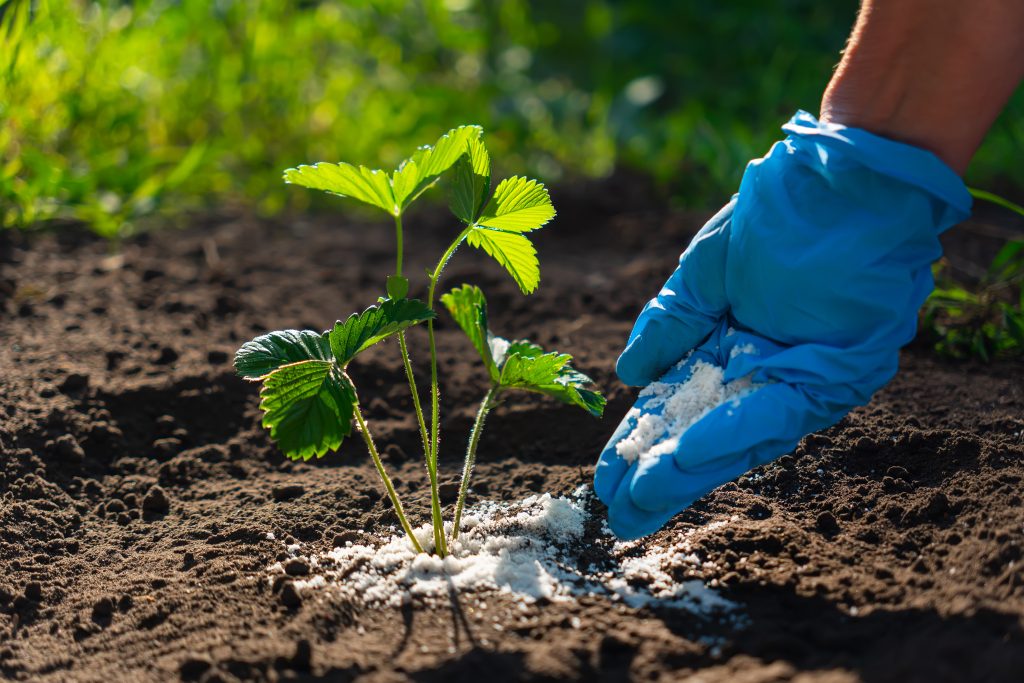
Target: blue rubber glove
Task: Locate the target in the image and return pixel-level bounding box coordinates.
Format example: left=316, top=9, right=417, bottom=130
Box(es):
left=595, top=111, right=972, bottom=540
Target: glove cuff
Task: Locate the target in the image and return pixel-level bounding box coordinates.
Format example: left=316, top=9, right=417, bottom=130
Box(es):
left=782, top=110, right=972, bottom=228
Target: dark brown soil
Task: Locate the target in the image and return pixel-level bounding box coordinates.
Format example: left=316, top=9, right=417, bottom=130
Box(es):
left=2, top=179, right=1022, bottom=682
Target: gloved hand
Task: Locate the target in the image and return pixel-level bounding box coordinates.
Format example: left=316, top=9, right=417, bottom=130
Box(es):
left=595, top=111, right=972, bottom=540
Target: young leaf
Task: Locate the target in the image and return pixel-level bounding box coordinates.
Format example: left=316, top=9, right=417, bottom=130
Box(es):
left=391, top=125, right=483, bottom=211
left=450, top=136, right=491, bottom=224
left=504, top=339, right=544, bottom=358
left=259, top=360, right=356, bottom=460
left=284, top=162, right=396, bottom=215
left=477, top=176, right=556, bottom=233
left=235, top=329, right=332, bottom=380
left=386, top=275, right=410, bottom=300
left=329, top=298, right=435, bottom=365
left=440, top=284, right=499, bottom=382
left=499, top=350, right=606, bottom=417
left=987, top=240, right=1023, bottom=282
left=466, top=227, right=540, bottom=294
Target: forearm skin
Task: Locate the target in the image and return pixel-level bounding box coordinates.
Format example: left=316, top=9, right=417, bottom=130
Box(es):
left=821, top=0, right=1024, bottom=174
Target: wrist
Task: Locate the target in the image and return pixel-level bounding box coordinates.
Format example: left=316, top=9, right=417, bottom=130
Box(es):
left=819, top=0, right=1024, bottom=176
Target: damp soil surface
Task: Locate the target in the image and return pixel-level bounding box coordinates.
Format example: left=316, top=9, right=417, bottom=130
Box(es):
left=2, top=179, right=1023, bottom=682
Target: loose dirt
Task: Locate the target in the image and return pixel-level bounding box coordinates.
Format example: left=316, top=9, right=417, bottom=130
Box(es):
left=2, top=177, right=1022, bottom=682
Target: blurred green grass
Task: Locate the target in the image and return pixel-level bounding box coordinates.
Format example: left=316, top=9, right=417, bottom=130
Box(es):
left=2, top=0, right=1022, bottom=237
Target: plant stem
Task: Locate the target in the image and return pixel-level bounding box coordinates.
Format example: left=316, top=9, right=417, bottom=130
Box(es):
left=423, top=227, right=472, bottom=558
left=398, top=333, right=431, bottom=460
left=393, top=213, right=404, bottom=277
left=391, top=211, right=442, bottom=553
left=353, top=402, right=424, bottom=554
left=450, top=386, right=498, bottom=544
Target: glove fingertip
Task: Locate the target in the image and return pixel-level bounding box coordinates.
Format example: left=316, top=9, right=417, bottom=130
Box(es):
left=615, top=341, right=658, bottom=387
left=593, top=453, right=627, bottom=506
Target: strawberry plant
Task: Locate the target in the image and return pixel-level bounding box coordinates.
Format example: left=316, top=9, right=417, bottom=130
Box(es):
left=234, top=126, right=604, bottom=556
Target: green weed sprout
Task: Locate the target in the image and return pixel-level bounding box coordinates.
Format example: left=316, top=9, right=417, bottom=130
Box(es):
left=234, top=127, right=605, bottom=555
left=922, top=189, right=1024, bottom=361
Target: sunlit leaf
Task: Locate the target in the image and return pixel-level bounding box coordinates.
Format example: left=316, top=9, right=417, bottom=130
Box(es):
left=259, top=360, right=356, bottom=460
left=329, top=298, right=435, bottom=365
left=386, top=275, right=410, bottom=300
left=450, top=136, right=491, bottom=224
left=391, top=125, right=483, bottom=210
left=235, top=329, right=331, bottom=380
left=440, top=284, right=499, bottom=382
left=477, top=176, right=555, bottom=233
left=284, top=162, right=396, bottom=214
left=466, top=227, right=540, bottom=294
left=499, top=349, right=605, bottom=417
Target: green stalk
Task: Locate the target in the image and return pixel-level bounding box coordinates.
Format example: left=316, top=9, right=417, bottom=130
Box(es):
left=353, top=403, right=424, bottom=554
left=423, top=227, right=472, bottom=558
left=398, top=333, right=431, bottom=459
left=450, top=386, right=498, bottom=544
left=393, top=213, right=404, bottom=277
left=392, top=213, right=436, bottom=549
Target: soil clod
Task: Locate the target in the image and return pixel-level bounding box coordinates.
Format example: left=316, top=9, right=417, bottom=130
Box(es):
left=271, top=484, right=305, bottom=501
left=142, top=485, right=171, bottom=515
left=280, top=582, right=302, bottom=608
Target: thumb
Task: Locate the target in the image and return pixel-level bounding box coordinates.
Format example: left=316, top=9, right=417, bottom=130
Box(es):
left=616, top=201, right=733, bottom=387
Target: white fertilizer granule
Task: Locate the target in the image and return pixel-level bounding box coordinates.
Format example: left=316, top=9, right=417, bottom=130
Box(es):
left=267, top=487, right=742, bottom=622
left=615, top=360, right=756, bottom=465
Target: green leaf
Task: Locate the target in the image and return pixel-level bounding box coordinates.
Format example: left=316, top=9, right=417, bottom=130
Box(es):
left=391, top=125, right=483, bottom=211
left=284, top=162, right=396, bottom=215
left=235, top=329, right=332, bottom=380
left=386, top=275, right=409, bottom=300
left=1002, top=304, right=1024, bottom=346
left=259, top=360, right=356, bottom=461
left=450, top=136, right=491, bottom=224
left=440, top=284, right=499, bottom=382
left=987, top=240, right=1024, bottom=282
left=477, top=176, right=555, bottom=233
left=504, top=340, right=544, bottom=359
left=968, top=187, right=1024, bottom=218
left=498, top=348, right=606, bottom=417
left=329, top=298, right=435, bottom=365
left=466, top=227, right=540, bottom=294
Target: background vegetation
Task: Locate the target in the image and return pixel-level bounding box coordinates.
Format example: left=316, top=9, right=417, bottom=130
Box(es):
left=4, top=0, right=1023, bottom=237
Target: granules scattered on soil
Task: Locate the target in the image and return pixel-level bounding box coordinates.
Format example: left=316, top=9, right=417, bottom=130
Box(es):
left=269, top=486, right=740, bottom=620
left=616, top=360, right=755, bottom=464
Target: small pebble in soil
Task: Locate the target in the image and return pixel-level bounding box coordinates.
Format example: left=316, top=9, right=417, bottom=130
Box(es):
left=24, top=582, right=42, bottom=601
left=280, top=582, right=302, bottom=608
left=271, top=484, right=305, bottom=502
left=438, top=482, right=460, bottom=502
left=179, top=657, right=212, bottom=681
left=154, top=347, right=179, bottom=365
left=142, top=486, right=170, bottom=515
left=816, top=511, right=840, bottom=534
left=156, top=414, right=178, bottom=431
left=288, top=640, right=312, bottom=670
left=207, top=350, right=229, bottom=365
left=92, top=597, right=114, bottom=621
left=383, top=443, right=405, bottom=462
left=332, top=531, right=361, bottom=547
left=59, top=373, right=89, bottom=394
left=923, top=491, right=951, bottom=519
left=54, top=434, right=85, bottom=464
left=152, top=437, right=182, bottom=458
left=284, top=558, right=310, bottom=577
left=745, top=502, right=772, bottom=520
